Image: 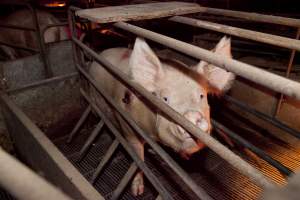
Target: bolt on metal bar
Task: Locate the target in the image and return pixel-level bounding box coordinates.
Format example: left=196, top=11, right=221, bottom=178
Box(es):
left=0, top=147, right=73, bottom=200
left=69, top=10, right=213, bottom=200
left=273, top=27, right=300, bottom=117
left=77, top=63, right=213, bottom=200
left=114, top=22, right=300, bottom=101
left=67, top=105, right=91, bottom=143
left=196, top=7, right=300, bottom=28
left=224, top=95, right=300, bottom=139
left=110, top=163, right=138, bottom=200
left=80, top=89, right=174, bottom=200
left=169, top=16, right=300, bottom=52
left=212, top=120, right=293, bottom=177
left=73, top=36, right=276, bottom=190
left=91, top=139, right=120, bottom=184
left=78, top=120, right=105, bottom=162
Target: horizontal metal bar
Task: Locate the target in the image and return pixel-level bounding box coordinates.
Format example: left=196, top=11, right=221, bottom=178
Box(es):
left=212, top=120, right=293, bottom=177
left=91, top=139, right=120, bottom=184
left=41, top=22, right=69, bottom=40
left=67, top=105, right=91, bottom=143
left=114, top=22, right=300, bottom=100
left=0, top=147, right=73, bottom=200
left=170, top=16, right=300, bottom=52
left=0, top=23, right=36, bottom=31
left=0, top=41, right=39, bottom=53
left=110, top=163, right=138, bottom=200
left=73, top=37, right=275, bottom=190
left=196, top=7, right=300, bottom=28
left=80, top=89, right=173, bottom=200
left=224, top=95, right=300, bottom=139
left=6, top=72, right=78, bottom=95
left=78, top=63, right=213, bottom=200
left=78, top=120, right=104, bottom=161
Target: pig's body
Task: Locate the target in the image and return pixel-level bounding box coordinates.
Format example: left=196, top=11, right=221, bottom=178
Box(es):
left=0, top=9, right=68, bottom=60
left=89, top=37, right=234, bottom=195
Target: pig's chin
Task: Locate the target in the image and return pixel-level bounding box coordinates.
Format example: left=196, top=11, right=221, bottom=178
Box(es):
left=179, top=138, right=204, bottom=160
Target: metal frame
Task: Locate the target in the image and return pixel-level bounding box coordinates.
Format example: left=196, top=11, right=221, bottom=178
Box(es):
left=65, top=4, right=300, bottom=199
left=0, top=1, right=70, bottom=78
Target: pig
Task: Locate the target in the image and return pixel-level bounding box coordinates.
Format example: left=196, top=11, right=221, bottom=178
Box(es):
left=0, top=9, right=68, bottom=60
left=89, top=36, right=234, bottom=195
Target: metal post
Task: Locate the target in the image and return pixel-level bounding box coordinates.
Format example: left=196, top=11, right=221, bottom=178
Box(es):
left=273, top=28, right=300, bottom=117
left=113, top=22, right=300, bottom=100
left=0, top=148, right=73, bottom=200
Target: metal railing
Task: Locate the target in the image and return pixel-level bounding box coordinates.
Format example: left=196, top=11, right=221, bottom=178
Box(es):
left=66, top=4, right=300, bottom=199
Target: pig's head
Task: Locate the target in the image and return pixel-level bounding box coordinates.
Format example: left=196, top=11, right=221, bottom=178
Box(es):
left=129, top=37, right=234, bottom=158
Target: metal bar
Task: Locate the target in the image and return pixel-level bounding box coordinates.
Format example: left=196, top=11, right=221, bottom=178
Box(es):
left=6, top=72, right=78, bottom=95
left=41, top=22, right=69, bottom=41
left=196, top=7, right=300, bottom=28
left=0, top=23, right=36, bottom=31
left=91, top=139, right=120, bottom=184
left=78, top=120, right=105, bottom=162
left=0, top=41, right=38, bottom=53
left=0, top=147, right=73, bottom=200
left=80, top=89, right=174, bottom=200
left=67, top=105, right=91, bottom=143
left=73, top=37, right=275, bottom=190
left=114, top=22, right=300, bottom=100
left=31, top=7, right=53, bottom=78
left=224, top=95, right=300, bottom=139
left=212, top=120, right=293, bottom=177
left=170, top=16, right=300, bottom=52
left=110, top=163, right=138, bottom=200
left=273, top=27, right=300, bottom=116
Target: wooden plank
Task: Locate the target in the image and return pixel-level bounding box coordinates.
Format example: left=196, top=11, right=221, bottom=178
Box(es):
left=75, top=2, right=201, bottom=23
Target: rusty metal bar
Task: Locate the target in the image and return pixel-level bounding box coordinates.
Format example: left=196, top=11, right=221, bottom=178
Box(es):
left=0, top=147, right=73, bottom=200
left=196, top=7, right=300, bottom=28
left=114, top=22, right=300, bottom=100
left=91, top=139, right=120, bottom=184
left=73, top=37, right=275, bottom=190
left=78, top=120, right=105, bottom=161
left=67, top=105, right=91, bottom=143
left=110, top=163, right=138, bottom=200
left=169, top=16, right=300, bottom=52
left=273, top=27, right=300, bottom=116
left=212, top=120, right=293, bottom=177
left=0, top=41, right=39, bottom=53
left=6, top=72, right=78, bottom=94
left=224, top=95, right=300, bottom=139
left=80, top=89, right=174, bottom=200
left=31, top=7, right=53, bottom=78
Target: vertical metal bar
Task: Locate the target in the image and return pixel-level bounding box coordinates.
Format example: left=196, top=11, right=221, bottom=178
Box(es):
left=91, top=139, right=120, bottom=184
left=110, top=163, right=138, bottom=200
left=30, top=6, right=53, bottom=78
left=67, top=105, right=91, bottom=143
left=273, top=27, right=300, bottom=117
left=78, top=120, right=105, bottom=161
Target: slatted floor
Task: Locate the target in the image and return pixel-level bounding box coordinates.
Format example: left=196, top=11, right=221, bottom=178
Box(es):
left=51, top=111, right=300, bottom=200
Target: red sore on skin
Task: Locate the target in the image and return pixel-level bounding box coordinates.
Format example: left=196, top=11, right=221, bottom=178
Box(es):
left=121, top=50, right=130, bottom=60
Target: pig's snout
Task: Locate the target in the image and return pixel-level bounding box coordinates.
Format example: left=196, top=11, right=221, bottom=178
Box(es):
left=183, top=111, right=209, bottom=133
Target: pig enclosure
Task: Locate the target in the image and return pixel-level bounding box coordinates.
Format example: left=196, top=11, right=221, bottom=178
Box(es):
left=1, top=2, right=300, bottom=200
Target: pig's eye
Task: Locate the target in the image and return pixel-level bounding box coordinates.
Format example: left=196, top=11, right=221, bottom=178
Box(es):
left=163, top=97, right=169, bottom=103
left=200, top=94, right=204, bottom=99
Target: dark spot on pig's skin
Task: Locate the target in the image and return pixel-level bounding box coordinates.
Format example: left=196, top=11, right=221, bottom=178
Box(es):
left=122, top=90, right=132, bottom=104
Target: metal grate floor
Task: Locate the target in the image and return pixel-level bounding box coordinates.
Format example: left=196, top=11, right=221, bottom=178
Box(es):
left=52, top=114, right=300, bottom=200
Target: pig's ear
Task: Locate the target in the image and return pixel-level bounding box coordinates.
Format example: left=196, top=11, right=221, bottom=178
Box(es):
left=195, top=36, right=235, bottom=95
left=129, top=37, right=164, bottom=92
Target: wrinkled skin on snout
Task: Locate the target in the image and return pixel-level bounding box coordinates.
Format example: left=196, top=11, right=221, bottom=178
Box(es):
left=89, top=36, right=234, bottom=195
